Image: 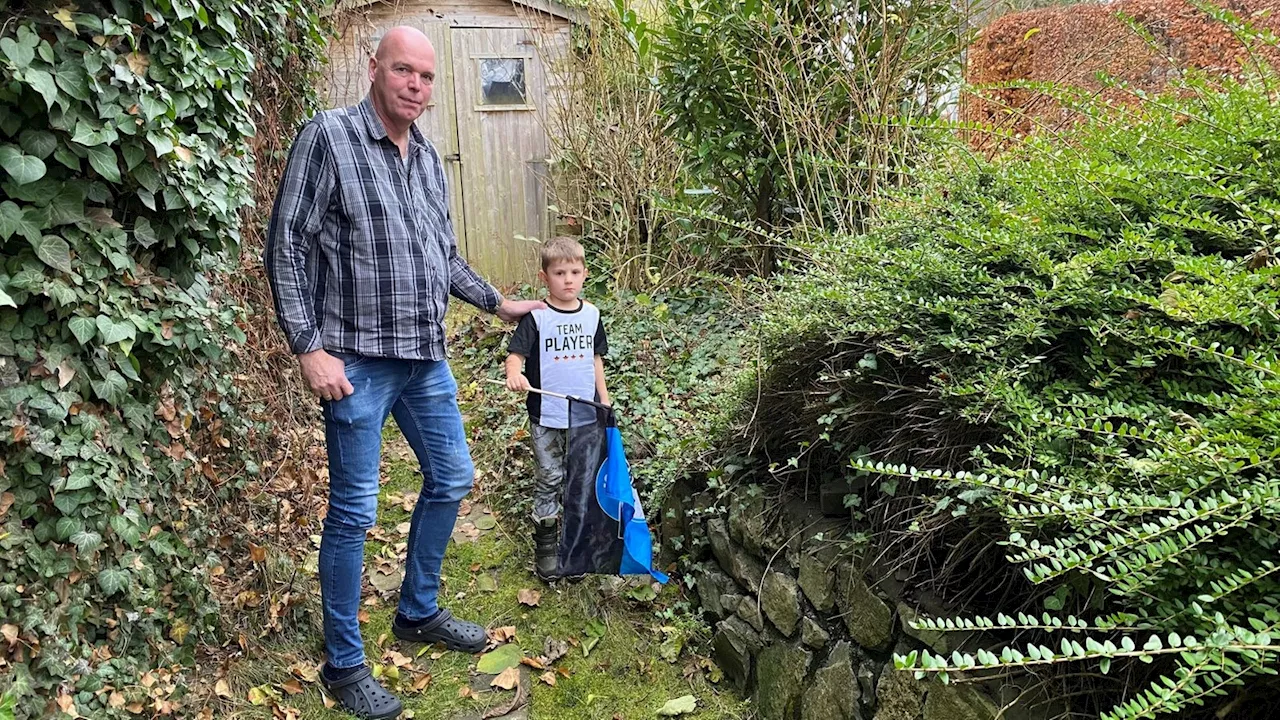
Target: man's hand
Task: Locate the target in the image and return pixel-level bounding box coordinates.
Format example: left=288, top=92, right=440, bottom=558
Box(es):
left=506, top=372, right=532, bottom=393
left=496, top=298, right=545, bottom=324
left=299, top=349, right=355, bottom=402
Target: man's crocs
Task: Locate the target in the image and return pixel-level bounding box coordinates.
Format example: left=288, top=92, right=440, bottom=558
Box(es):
left=321, top=665, right=403, bottom=720
left=391, top=608, right=487, bottom=653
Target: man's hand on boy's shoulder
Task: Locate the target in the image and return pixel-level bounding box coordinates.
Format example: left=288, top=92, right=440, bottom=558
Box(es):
left=496, top=298, right=545, bottom=323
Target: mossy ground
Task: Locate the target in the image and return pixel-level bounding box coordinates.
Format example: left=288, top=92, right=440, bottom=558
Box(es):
left=217, top=420, right=746, bottom=720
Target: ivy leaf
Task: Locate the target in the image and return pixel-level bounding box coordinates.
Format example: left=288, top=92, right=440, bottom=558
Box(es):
left=54, top=62, right=91, bottom=102
left=32, top=235, right=73, bottom=274
left=71, top=121, right=106, bottom=147
left=71, top=530, right=102, bottom=553
left=0, top=37, right=35, bottom=69
left=134, top=217, right=158, bottom=247
left=122, top=143, right=146, bottom=171
left=96, top=316, right=135, bottom=345
left=91, top=369, right=127, bottom=404
left=0, top=201, right=42, bottom=242
left=68, top=316, right=96, bottom=345
left=53, top=144, right=80, bottom=171
left=56, top=516, right=83, bottom=541
left=139, top=94, right=169, bottom=121
left=147, top=132, right=174, bottom=156
left=0, top=145, right=48, bottom=185
left=97, top=567, right=130, bottom=596
left=109, top=514, right=142, bottom=546
left=23, top=68, right=60, bottom=110
left=48, top=185, right=86, bottom=226
left=86, top=145, right=120, bottom=183
left=18, top=130, right=57, bottom=159
left=0, top=287, right=15, bottom=308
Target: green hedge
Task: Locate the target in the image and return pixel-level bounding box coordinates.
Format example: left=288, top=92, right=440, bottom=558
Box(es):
left=743, top=71, right=1280, bottom=718
left=0, top=1, right=325, bottom=715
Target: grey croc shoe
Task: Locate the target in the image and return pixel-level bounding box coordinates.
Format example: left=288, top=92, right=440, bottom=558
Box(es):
left=321, top=665, right=403, bottom=720
left=391, top=608, right=487, bottom=653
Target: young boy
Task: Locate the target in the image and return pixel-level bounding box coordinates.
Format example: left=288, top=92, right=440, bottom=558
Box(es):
left=505, top=237, right=611, bottom=579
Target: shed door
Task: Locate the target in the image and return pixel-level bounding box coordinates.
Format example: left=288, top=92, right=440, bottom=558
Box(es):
left=450, top=26, right=549, bottom=284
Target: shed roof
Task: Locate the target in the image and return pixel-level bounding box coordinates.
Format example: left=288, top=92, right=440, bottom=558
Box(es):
left=329, top=0, right=586, bottom=23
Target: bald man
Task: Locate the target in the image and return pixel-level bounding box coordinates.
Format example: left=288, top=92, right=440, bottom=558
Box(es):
left=266, top=27, right=542, bottom=718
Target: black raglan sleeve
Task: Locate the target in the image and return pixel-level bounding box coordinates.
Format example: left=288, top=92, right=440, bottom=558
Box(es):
left=508, top=313, right=538, bottom=357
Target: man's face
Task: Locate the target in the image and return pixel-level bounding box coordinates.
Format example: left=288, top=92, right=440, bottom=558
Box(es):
left=369, top=36, right=436, bottom=129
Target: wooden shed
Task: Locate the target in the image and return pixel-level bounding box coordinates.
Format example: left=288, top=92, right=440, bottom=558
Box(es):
left=325, top=0, right=584, bottom=285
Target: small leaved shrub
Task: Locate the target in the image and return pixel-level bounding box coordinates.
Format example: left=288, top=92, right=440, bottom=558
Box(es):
left=741, top=69, right=1280, bottom=718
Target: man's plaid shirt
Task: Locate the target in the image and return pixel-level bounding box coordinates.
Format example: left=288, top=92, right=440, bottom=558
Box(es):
left=265, top=97, right=501, bottom=360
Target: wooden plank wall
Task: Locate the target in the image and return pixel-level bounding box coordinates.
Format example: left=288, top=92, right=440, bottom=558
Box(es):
left=325, top=0, right=573, bottom=286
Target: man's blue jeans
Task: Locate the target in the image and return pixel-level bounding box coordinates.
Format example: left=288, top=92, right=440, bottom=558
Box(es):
left=319, top=354, right=475, bottom=670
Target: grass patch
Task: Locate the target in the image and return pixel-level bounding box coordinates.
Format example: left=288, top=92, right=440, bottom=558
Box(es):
left=215, top=440, right=746, bottom=720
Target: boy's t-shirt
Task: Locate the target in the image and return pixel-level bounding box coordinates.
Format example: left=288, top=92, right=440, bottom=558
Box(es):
left=508, top=300, right=608, bottom=428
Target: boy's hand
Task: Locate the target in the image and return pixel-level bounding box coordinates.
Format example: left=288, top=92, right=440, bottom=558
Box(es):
left=507, top=373, right=532, bottom=393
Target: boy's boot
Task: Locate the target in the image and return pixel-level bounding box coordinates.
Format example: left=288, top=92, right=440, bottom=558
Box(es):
left=533, top=518, right=558, bottom=580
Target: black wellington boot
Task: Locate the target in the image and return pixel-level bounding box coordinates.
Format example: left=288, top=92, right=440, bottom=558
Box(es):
left=533, top=518, right=559, bottom=580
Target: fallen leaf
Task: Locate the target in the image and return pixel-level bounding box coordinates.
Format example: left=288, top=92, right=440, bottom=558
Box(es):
left=474, top=515, right=497, bottom=530
left=543, top=637, right=569, bottom=664
left=476, top=644, right=523, bottom=674
left=520, top=656, right=546, bottom=670
left=289, top=662, right=319, bottom=683
left=1, top=624, right=17, bottom=647
left=0, top=492, right=13, bottom=518
left=481, top=680, right=527, bottom=719
left=174, top=146, right=194, bottom=164
left=55, top=692, right=77, bottom=715
left=539, top=671, right=557, bottom=686
left=489, top=626, right=518, bottom=643
left=477, top=575, right=497, bottom=592
left=491, top=666, right=520, bottom=690
left=413, top=673, right=432, bottom=691
left=386, top=650, right=412, bottom=668
left=369, top=568, right=403, bottom=594
left=248, top=543, right=266, bottom=563
left=281, top=679, right=304, bottom=695
left=247, top=685, right=273, bottom=706
left=458, top=686, right=474, bottom=699
left=517, top=589, right=541, bottom=607
left=396, top=521, right=411, bottom=535
left=657, top=695, right=697, bottom=716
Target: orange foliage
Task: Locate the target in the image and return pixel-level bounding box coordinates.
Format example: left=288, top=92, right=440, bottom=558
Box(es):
left=962, top=0, right=1280, bottom=148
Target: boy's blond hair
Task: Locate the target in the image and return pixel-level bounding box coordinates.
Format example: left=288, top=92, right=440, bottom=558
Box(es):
left=540, top=237, right=585, bottom=270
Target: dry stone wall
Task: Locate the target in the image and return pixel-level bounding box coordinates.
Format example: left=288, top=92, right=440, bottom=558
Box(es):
left=665, top=486, right=1055, bottom=720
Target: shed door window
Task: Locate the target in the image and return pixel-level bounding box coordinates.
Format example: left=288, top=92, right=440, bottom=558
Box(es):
left=480, top=58, right=527, bottom=106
